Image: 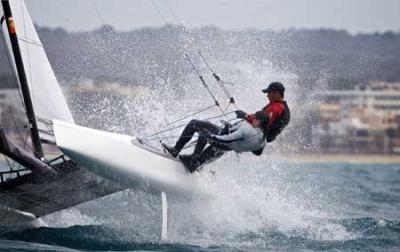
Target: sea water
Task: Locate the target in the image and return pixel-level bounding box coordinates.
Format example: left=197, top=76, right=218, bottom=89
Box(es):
left=1, top=156, right=399, bottom=252
left=0, top=59, right=398, bottom=250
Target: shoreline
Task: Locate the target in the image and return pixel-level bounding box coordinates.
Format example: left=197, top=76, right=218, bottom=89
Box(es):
left=286, top=154, right=400, bottom=164
left=1, top=154, right=399, bottom=164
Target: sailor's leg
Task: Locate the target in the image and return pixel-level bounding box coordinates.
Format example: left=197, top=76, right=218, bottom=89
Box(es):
left=181, top=145, right=226, bottom=172
left=173, top=120, right=220, bottom=154
left=196, top=145, right=226, bottom=167
left=192, top=134, right=208, bottom=156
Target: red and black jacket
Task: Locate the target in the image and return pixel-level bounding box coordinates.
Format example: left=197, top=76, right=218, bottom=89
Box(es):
left=245, top=101, right=290, bottom=143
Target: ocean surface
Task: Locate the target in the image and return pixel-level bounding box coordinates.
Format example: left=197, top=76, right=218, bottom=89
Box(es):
left=1, top=159, right=400, bottom=252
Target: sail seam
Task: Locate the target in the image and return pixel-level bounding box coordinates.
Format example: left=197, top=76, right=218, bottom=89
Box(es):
left=17, top=35, right=42, bottom=47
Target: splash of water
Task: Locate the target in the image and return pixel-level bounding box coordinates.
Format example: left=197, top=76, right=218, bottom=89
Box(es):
left=52, top=56, right=360, bottom=247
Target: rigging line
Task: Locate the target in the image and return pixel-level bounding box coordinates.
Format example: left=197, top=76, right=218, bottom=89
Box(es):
left=142, top=111, right=237, bottom=140
left=198, top=51, right=239, bottom=109
left=91, top=0, right=108, bottom=26
left=184, top=53, right=227, bottom=119
left=3, top=153, right=18, bottom=172
left=142, top=109, right=227, bottom=140
left=160, top=0, right=181, bottom=25
left=150, top=0, right=195, bottom=55
left=200, top=110, right=236, bottom=122
left=137, top=137, right=163, bottom=152
left=222, top=102, right=232, bottom=115
left=160, top=0, right=193, bottom=45
left=165, top=104, right=216, bottom=126
left=9, top=106, right=31, bottom=148
left=142, top=122, right=188, bottom=139
left=149, top=2, right=230, bottom=122
left=4, top=156, right=14, bottom=171
left=142, top=134, right=199, bottom=141
left=150, top=0, right=170, bottom=24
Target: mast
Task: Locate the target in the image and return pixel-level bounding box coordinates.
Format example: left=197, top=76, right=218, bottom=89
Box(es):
left=1, top=0, right=44, bottom=158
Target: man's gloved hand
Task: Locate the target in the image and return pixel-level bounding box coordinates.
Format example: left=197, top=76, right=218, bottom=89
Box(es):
left=235, top=110, right=247, bottom=119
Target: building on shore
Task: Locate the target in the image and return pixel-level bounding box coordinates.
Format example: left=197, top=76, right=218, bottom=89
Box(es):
left=312, top=81, right=400, bottom=154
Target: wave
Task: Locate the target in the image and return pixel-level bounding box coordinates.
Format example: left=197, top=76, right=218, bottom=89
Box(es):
left=1, top=217, right=399, bottom=251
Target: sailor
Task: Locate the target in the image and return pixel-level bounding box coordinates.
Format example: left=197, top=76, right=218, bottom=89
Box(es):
left=235, top=81, right=290, bottom=144
left=163, top=111, right=269, bottom=172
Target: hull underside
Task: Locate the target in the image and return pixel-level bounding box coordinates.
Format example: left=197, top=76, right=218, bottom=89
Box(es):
left=0, top=159, right=126, bottom=232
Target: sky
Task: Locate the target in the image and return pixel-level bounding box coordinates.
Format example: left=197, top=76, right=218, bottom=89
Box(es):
left=25, top=0, right=400, bottom=34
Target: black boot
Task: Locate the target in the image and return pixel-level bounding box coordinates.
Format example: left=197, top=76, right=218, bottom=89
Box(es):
left=162, top=143, right=179, bottom=158
left=179, top=154, right=200, bottom=173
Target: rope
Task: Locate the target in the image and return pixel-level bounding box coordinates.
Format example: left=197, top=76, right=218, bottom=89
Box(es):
left=143, top=134, right=198, bottom=141
left=86, top=1, right=242, bottom=150
left=201, top=111, right=236, bottom=122
left=151, top=0, right=234, bottom=120
left=150, top=0, right=170, bottom=24
left=159, top=0, right=182, bottom=25
left=142, top=122, right=188, bottom=140
left=92, top=0, right=108, bottom=26
left=8, top=107, right=31, bottom=150
left=198, top=51, right=239, bottom=109
left=184, top=53, right=227, bottom=118
left=165, top=104, right=216, bottom=126
left=4, top=155, right=18, bottom=172
left=141, top=111, right=237, bottom=141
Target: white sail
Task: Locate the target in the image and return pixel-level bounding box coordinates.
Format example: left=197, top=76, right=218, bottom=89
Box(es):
left=6, top=0, right=74, bottom=141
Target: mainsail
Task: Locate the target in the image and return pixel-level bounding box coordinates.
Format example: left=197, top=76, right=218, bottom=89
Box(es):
left=0, top=1, right=204, bottom=231
left=1, top=0, right=74, bottom=144
left=0, top=1, right=125, bottom=224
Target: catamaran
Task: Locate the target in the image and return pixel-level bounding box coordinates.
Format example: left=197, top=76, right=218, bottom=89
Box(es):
left=0, top=0, right=205, bottom=234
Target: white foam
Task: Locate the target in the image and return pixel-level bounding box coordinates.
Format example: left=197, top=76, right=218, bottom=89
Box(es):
left=56, top=56, right=358, bottom=246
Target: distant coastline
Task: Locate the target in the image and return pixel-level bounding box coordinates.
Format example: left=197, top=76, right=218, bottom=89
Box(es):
left=287, top=154, right=400, bottom=164
left=2, top=154, right=399, bottom=165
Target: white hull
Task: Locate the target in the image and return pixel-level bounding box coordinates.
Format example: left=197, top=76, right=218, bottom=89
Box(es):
left=53, top=120, right=205, bottom=195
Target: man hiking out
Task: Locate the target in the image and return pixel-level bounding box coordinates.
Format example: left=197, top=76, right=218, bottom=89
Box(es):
left=164, top=81, right=290, bottom=172
left=163, top=111, right=269, bottom=172
left=235, top=81, right=290, bottom=143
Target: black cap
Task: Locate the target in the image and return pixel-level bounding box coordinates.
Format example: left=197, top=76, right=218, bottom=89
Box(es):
left=262, top=82, right=285, bottom=93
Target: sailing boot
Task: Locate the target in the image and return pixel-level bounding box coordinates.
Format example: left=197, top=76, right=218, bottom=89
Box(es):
left=162, top=143, right=180, bottom=158
left=179, top=154, right=199, bottom=173
left=179, top=140, right=206, bottom=172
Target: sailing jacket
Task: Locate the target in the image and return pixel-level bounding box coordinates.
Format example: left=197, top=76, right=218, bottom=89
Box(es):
left=245, top=101, right=290, bottom=142
left=211, top=121, right=266, bottom=152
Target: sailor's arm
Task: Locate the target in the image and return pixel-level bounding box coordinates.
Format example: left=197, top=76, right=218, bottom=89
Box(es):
left=229, top=122, right=242, bottom=131
left=212, top=127, right=244, bottom=143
